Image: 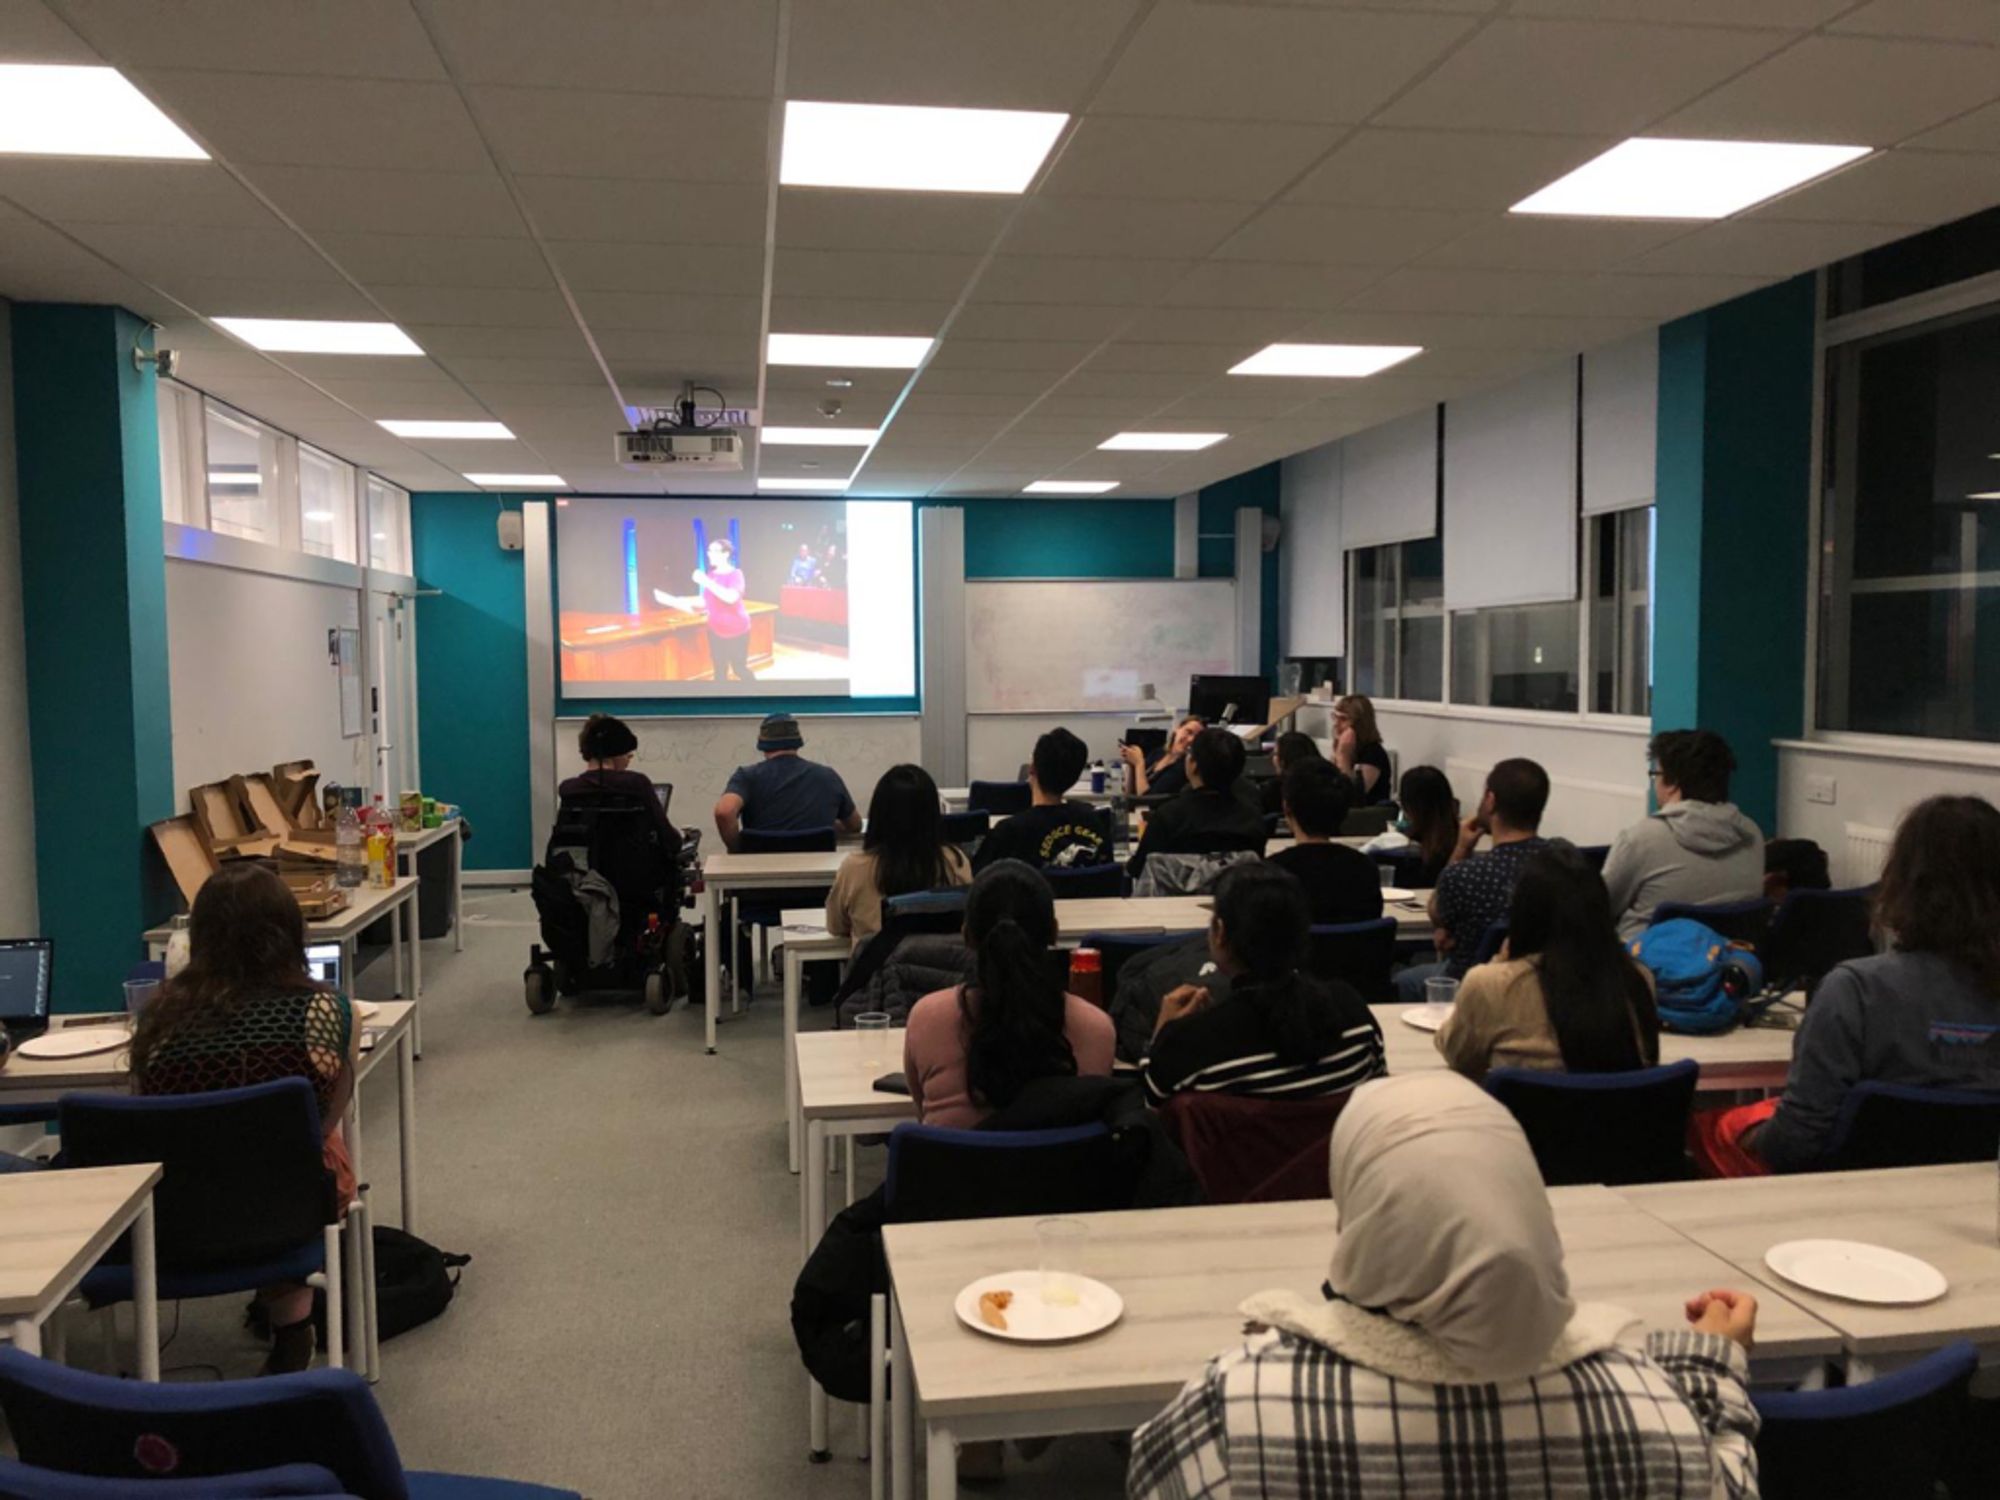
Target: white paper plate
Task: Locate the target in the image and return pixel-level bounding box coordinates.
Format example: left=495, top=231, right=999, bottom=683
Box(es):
left=15, top=1026, right=131, bottom=1059
left=1764, top=1239, right=1948, bottom=1306
left=954, top=1271, right=1123, bottom=1344
left=1381, top=887, right=1416, bottom=902
left=1400, top=1005, right=1452, bottom=1033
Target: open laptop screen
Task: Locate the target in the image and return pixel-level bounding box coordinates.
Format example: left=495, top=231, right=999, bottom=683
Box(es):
left=304, top=941, right=343, bottom=991
left=0, top=939, right=52, bottom=1024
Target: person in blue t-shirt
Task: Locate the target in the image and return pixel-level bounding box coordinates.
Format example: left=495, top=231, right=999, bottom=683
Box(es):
left=713, top=712, right=860, bottom=851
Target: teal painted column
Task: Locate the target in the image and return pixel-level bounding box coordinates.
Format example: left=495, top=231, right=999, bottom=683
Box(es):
left=1652, top=276, right=1817, bottom=833
left=11, top=305, right=173, bottom=1010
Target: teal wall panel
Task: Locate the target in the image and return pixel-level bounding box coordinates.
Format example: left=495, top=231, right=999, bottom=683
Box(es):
left=12, top=305, right=172, bottom=1009
left=956, top=498, right=1175, bottom=578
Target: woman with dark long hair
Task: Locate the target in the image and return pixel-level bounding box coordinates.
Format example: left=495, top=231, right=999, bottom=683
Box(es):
left=1387, top=764, right=1459, bottom=886
left=902, top=860, right=1114, bottom=1128
left=825, top=763, right=971, bottom=952
left=1141, top=862, right=1385, bottom=1104
left=129, top=862, right=357, bottom=1374
left=1436, top=847, right=1660, bottom=1081
left=1695, top=794, right=2000, bottom=1176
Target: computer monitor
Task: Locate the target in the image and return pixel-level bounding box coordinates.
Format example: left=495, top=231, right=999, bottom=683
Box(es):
left=0, top=938, right=53, bottom=1033
left=305, top=941, right=343, bottom=992
left=1187, top=674, right=1271, bottom=728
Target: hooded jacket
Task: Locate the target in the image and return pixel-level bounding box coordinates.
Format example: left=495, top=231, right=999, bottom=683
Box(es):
left=1601, top=799, right=1765, bottom=941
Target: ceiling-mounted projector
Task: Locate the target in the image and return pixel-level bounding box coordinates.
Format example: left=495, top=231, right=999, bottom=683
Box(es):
left=616, top=381, right=744, bottom=471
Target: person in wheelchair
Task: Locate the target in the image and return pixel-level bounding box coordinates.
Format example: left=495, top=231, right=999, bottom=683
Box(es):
left=528, top=714, right=690, bottom=1015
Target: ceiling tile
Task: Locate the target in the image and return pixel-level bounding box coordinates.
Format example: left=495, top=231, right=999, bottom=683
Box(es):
left=1376, top=19, right=1789, bottom=135
left=522, top=178, right=767, bottom=245
left=1656, top=36, right=2000, bottom=143
left=573, top=290, right=762, bottom=335
left=170, top=278, right=381, bottom=319
left=138, top=73, right=490, bottom=172
left=313, top=380, right=489, bottom=414
left=1749, top=148, right=2000, bottom=223
left=0, top=0, right=103, bottom=61
left=913, top=367, right=1063, bottom=396
left=0, top=205, right=173, bottom=310
left=1286, top=129, right=1616, bottom=211
left=1039, top=117, right=1344, bottom=203
left=1829, top=0, right=2000, bottom=44
left=1510, top=0, right=1845, bottom=21
left=1344, top=266, right=1587, bottom=315
left=925, top=339, right=1099, bottom=373
left=897, top=391, right=1035, bottom=418
left=59, top=0, right=446, bottom=77
left=776, top=189, right=1014, bottom=253
left=468, top=88, right=771, bottom=184
left=245, top=166, right=527, bottom=237
left=768, top=295, right=952, bottom=334
left=946, top=303, right=1133, bottom=343
left=550, top=241, right=766, bottom=296
left=1621, top=218, right=1916, bottom=276
left=1541, top=271, right=1775, bottom=320
left=1211, top=205, right=1481, bottom=265
left=786, top=0, right=1141, bottom=111
left=369, top=284, right=576, bottom=328
left=1005, top=196, right=1246, bottom=259
left=1289, top=308, right=1654, bottom=351
left=63, top=222, right=343, bottom=285
left=1907, top=101, right=2000, bottom=155
left=316, top=233, right=555, bottom=290
left=426, top=0, right=778, bottom=95
left=401, top=324, right=594, bottom=358
left=436, top=356, right=608, bottom=386
left=1091, top=6, right=1477, bottom=123
left=1113, top=305, right=1300, bottom=346
left=1162, top=261, right=1383, bottom=311
left=0, top=160, right=275, bottom=229
left=1085, top=341, right=1248, bottom=374
left=1415, top=217, right=1691, bottom=272
left=974, top=254, right=1193, bottom=306
left=773, top=248, right=982, bottom=301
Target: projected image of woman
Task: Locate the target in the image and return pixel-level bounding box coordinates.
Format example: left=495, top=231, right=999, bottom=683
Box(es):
left=656, top=536, right=754, bottom=681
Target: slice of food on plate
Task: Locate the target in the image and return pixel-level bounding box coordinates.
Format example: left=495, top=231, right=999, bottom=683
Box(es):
left=978, top=1289, right=1014, bottom=1330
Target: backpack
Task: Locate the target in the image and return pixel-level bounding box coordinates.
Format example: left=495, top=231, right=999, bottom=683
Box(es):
left=1630, top=919, right=1765, bottom=1035
left=303, top=1227, right=469, bottom=1343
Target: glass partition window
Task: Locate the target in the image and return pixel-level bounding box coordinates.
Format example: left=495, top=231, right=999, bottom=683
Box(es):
left=1590, top=506, right=1653, bottom=717
left=1347, top=540, right=1444, bottom=703
left=203, top=400, right=282, bottom=544
left=1450, top=601, right=1581, bottom=712
left=156, top=381, right=204, bottom=527
left=1817, top=301, right=2000, bottom=742
left=298, top=444, right=357, bottom=562
left=366, top=478, right=411, bottom=573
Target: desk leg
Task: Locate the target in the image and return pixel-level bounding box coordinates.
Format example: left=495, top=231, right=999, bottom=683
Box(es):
left=410, top=889, right=423, bottom=998
left=398, top=1027, right=420, bottom=1234
left=926, top=1423, right=957, bottom=1500
left=133, top=1196, right=159, bottom=1381
left=391, top=901, right=406, bottom=999
left=451, top=825, right=465, bottom=954
left=703, top=882, right=720, bottom=1054
left=729, top=895, right=745, bottom=1014
left=785, top=947, right=803, bottom=1173
left=7, top=1317, right=39, bottom=1357
left=891, top=1290, right=913, bottom=1500
left=341, top=937, right=358, bottom=999
left=808, top=1118, right=830, bottom=1458
left=360, top=1192, right=381, bottom=1382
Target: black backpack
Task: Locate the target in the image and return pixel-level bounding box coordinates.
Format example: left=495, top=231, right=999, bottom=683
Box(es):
left=302, top=1227, right=469, bottom=1343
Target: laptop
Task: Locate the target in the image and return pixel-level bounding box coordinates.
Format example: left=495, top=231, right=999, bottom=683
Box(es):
left=0, top=938, right=53, bottom=1043
left=305, top=941, right=343, bottom=993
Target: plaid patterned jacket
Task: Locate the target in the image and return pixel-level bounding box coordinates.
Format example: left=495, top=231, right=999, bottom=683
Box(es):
left=1128, top=1327, right=1758, bottom=1500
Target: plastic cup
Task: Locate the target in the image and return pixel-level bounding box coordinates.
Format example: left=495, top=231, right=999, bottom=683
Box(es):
left=122, top=979, right=161, bottom=1017
left=1037, top=1217, right=1087, bottom=1307
left=1379, top=864, right=1395, bottom=889
left=1423, top=976, right=1459, bottom=1017
left=854, top=1011, right=892, bottom=1063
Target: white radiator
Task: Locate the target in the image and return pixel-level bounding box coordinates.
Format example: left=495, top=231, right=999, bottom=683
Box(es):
left=1842, top=822, right=1895, bottom=887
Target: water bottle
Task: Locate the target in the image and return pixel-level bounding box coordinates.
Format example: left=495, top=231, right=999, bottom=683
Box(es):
left=335, top=797, right=365, bottom=889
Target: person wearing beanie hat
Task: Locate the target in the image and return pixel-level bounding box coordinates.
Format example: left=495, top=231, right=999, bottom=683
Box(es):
left=714, top=711, right=859, bottom=851
left=557, top=713, right=677, bottom=845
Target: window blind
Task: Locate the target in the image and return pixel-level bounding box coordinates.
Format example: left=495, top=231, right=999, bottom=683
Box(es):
left=1279, top=441, right=1343, bottom=657
left=1581, top=330, right=1658, bottom=516
left=1442, top=358, right=1579, bottom=611
left=1340, top=406, right=1437, bottom=549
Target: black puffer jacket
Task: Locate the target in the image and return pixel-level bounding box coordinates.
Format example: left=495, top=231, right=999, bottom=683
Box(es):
left=836, top=934, right=971, bottom=1027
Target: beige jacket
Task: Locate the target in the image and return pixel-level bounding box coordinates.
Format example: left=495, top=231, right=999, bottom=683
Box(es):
left=824, top=845, right=972, bottom=951
left=1434, top=956, right=1654, bottom=1082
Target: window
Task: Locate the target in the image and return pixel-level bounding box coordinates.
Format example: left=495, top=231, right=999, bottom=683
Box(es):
left=1450, top=601, right=1580, bottom=712
left=1825, top=204, right=2000, bottom=318
left=156, top=381, right=204, bottom=527
left=1817, top=299, right=2000, bottom=742
left=1348, top=540, right=1444, bottom=702
left=366, top=477, right=411, bottom=573
left=203, top=399, right=282, bottom=544
left=1590, top=506, right=1653, bottom=716
left=298, top=444, right=357, bottom=562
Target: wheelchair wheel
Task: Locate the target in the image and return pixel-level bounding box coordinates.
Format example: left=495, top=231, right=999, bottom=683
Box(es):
left=525, top=964, right=556, bottom=1015
left=643, top=969, right=673, bottom=1016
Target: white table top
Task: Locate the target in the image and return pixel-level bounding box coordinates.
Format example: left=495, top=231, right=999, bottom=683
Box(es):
left=883, top=1187, right=1841, bottom=1422
left=1371, top=1004, right=1799, bottom=1086
left=393, top=821, right=461, bottom=854
left=0, top=1163, right=162, bottom=1317
left=1623, top=1163, right=2000, bottom=1358
left=703, top=850, right=849, bottom=885
left=797, top=1029, right=916, bottom=1123
left=143, top=874, right=418, bottom=947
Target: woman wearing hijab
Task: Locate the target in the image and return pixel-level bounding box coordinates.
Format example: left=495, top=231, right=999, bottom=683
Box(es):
left=1129, top=1073, right=1761, bottom=1500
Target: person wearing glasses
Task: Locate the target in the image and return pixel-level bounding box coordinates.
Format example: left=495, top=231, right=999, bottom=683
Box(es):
left=1601, top=730, right=1764, bottom=941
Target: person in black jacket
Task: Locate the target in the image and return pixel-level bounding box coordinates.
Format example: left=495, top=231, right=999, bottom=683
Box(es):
left=1259, top=730, right=1324, bottom=818
left=1269, top=760, right=1384, bottom=926
left=974, top=727, right=1110, bottom=872
left=1126, top=728, right=1267, bottom=878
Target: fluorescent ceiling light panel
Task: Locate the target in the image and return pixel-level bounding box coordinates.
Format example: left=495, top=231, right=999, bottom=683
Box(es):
left=1969, top=492, right=2000, bottom=501
left=379, top=419, right=514, bottom=440
left=1511, top=138, right=1871, bottom=220
left=216, top=318, right=424, bottom=356
left=767, top=333, right=932, bottom=369
left=463, top=473, right=566, bottom=488
left=1024, top=480, right=1119, bottom=494
left=758, top=478, right=851, bottom=491
left=207, top=472, right=260, bottom=487
left=1098, top=432, right=1228, bottom=452
left=781, top=100, right=1066, bottom=194
left=302, top=509, right=335, bottom=522
left=1229, top=343, right=1423, bottom=378
left=760, top=426, right=880, bottom=447
left=0, top=65, right=206, bottom=159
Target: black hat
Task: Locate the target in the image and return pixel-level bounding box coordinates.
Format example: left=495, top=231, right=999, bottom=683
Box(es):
left=757, top=712, right=804, bottom=752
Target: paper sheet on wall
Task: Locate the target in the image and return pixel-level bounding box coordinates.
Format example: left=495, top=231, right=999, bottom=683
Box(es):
left=335, top=627, right=363, bottom=738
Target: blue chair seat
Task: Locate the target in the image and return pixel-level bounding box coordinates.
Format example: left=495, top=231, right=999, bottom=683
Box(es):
left=1753, top=1340, right=1976, bottom=1500
left=0, top=1458, right=345, bottom=1498
left=81, top=1237, right=326, bottom=1307
left=409, top=1475, right=584, bottom=1499
left=1486, top=1059, right=1698, bottom=1187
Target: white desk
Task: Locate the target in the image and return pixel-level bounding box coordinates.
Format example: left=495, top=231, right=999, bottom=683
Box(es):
left=0, top=1163, right=161, bottom=1379
left=394, top=820, right=466, bottom=956
left=882, top=1189, right=1843, bottom=1500
left=939, top=784, right=1117, bottom=812
left=699, top=850, right=848, bottom=1054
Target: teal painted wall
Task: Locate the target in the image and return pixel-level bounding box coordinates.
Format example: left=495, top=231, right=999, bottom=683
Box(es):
left=1198, top=464, right=1282, bottom=682
left=410, top=494, right=533, bottom=871
left=955, top=497, right=1175, bottom=578
left=1653, top=276, right=1817, bottom=832
left=12, top=304, right=173, bottom=1010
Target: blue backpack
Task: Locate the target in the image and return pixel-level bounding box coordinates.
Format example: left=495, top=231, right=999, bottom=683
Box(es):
left=1630, top=919, right=1765, bottom=1035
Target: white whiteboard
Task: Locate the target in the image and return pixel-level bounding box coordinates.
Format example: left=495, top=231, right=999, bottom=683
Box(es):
left=554, top=714, right=920, bottom=850
left=964, top=580, right=1237, bottom=713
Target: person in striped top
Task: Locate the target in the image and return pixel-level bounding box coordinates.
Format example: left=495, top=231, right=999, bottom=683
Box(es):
left=1140, top=862, right=1385, bottom=1106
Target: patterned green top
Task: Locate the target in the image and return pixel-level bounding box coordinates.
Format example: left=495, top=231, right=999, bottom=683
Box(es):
left=131, top=990, right=353, bottom=1125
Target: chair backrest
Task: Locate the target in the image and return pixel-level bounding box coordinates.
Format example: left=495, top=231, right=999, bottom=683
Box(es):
left=832, top=893, right=969, bottom=1009
left=882, top=1123, right=1130, bottom=1222
left=1160, top=1091, right=1354, bottom=1205
left=547, top=790, right=673, bottom=913
left=1083, top=930, right=1207, bottom=1000
left=0, top=1455, right=349, bottom=1497
left=1305, top=919, right=1397, bottom=1005
left=1042, top=863, right=1124, bottom=900
left=966, top=780, right=1031, bottom=816
left=1753, top=1340, right=1977, bottom=1500
left=58, top=1081, right=336, bottom=1271
left=937, top=810, right=991, bottom=847
left=1471, top=920, right=1510, bottom=965
left=1649, top=897, right=1775, bottom=946
left=1485, top=1060, right=1699, bottom=1187
left=1823, top=1080, right=2000, bottom=1171
left=1574, top=844, right=1610, bottom=873
left=0, top=1346, right=406, bottom=1498
left=1761, top=886, right=1875, bottom=993
left=1339, top=805, right=1395, bottom=837
left=738, top=825, right=838, bottom=854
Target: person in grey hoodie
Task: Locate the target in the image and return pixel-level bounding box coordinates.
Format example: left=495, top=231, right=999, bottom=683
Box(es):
left=1600, top=730, right=1764, bottom=941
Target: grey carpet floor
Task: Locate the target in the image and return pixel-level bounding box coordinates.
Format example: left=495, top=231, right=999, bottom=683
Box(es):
left=38, top=889, right=1133, bottom=1500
